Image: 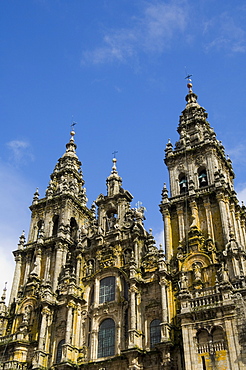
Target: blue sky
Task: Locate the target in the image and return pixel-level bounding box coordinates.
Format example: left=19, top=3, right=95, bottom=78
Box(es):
left=1, top=0, right=246, bottom=300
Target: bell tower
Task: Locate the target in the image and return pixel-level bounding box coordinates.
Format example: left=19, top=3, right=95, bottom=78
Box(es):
left=160, top=79, right=246, bottom=369
left=0, top=130, right=94, bottom=369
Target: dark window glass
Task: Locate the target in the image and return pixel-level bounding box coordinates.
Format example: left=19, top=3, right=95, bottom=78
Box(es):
left=98, top=319, right=115, bottom=358
left=99, top=277, right=115, bottom=304
left=56, top=339, right=65, bottom=363
left=150, top=319, right=161, bottom=347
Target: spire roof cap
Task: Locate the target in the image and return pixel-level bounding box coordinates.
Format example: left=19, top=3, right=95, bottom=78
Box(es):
left=62, top=130, right=77, bottom=158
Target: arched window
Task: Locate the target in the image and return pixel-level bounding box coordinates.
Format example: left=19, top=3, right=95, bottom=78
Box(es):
left=179, top=175, right=188, bottom=194
left=197, top=329, right=209, bottom=345
left=212, top=327, right=225, bottom=343
left=150, top=319, right=161, bottom=347
left=37, top=220, right=44, bottom=239
left=99, top=277, right=115, bottom=304
left=198, top=169, right=208, bottom=187
left=56, top=339, right=65, bottom=363
left=52, top=215, right=59, bottom=236
left=98, top=319, right=115, bottom=358
left=70, top=217, right=78, bottom=240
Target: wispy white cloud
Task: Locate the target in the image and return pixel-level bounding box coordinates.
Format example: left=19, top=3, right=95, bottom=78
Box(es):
left=82, top=1, right=188, bottom=64
left=7, top=140, right=34, bottom=164
left=227, top=142, right=246, bottom=164
left=236, top=185, right=246, bottom=205
left=203, top=11, right=246, bottom=53
left=154, top=229, right=164, bottom=249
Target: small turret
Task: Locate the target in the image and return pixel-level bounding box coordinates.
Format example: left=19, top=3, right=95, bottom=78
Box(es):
left=106, top=157, right=122, bottom=197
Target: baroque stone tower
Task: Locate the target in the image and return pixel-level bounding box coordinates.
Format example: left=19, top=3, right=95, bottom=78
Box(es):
left=0, top=82, right=246, bottom=370
left=160, top=80, right=246, bottom=369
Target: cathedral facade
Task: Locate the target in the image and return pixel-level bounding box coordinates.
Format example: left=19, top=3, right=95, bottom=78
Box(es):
left=0, top=83, right=246, bottom=369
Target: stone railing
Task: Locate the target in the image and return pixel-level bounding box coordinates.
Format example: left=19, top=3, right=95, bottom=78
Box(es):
left=180, top=287, right=223, bottom=314
left=0, top=361, right=27, bottom=370
left=190, top=293, right=223, bottom=309
left=197, top=340, right=226, bottom=354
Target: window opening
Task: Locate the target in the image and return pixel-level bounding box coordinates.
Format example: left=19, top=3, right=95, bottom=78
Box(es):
left=70, top=217, right=78, bottom=240
left=179, top=176, right=188, bottom=194
left=98, top=319, right=115, bottom=358
left=198, top=169, right=208, bottom=187
left=150, top=319, right=161, bottom=347
left=52, top=215, right=59, bottom=236
left=99, top=277, right=115, bottom=304
left=37, top=220, right=43, bottom=239
left=56, top=339, right=65, bottom=363
left=201, top=355, right=206, bottom=370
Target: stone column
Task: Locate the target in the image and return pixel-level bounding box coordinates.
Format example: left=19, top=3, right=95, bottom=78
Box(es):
left=241, top=219, right=246, bottom=249
left=94, top=278, right=100, bottom=306
left=44, top=249, right=51, bottom=282
left=116, top=322, right=121, bottom=355
left=76, top=255, right=81, bottom=285
left=65, top=302, right=74, bottom=344
left=181, top=324, right=197, bottom=369
left=74, top=304, right=81, bottom=347
left=162, top=208, right=172, bottom=261
left=224, top=319, right=240, bottom=370
left=128, top=283, right=138, bottom=348
left=203, top=197, right=214, bottom=240
left=23, top=254, right=31, bottom=285
left=159, top=277, right=168, bottom=341
left=53, top=243, right=64, bottom=291
left=177, top=204, right=185, bottom=241
left=134, top=240, right=139, bottom=267
left=79, top=312, right=86, bottom=348
left=38, top=306, right=49, bottom=351
left=216, top=193, right=229, bottom=244
left=90, top=314, right=98, bottom=360
left=130, top=285, right=136, bottom=331
left=9, top=253, right=22, bottom=305
left=230, top=203, right=239, bottom=241
left=235, top=210, right=244, bottom=245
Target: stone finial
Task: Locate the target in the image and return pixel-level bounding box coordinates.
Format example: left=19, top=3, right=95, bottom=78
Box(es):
left=91, top=202, right=96, bottom=217
left=18, top=231, right=26, bottom=249
left=32, top=188, right=39, bottom=204
left=1, top=282, right=7, bottom=302
left=161, top=183, right=169, bottom=203
left=165, top=139, right=173, bottom=155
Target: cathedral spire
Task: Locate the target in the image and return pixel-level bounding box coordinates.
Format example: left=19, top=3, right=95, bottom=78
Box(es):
left=45, top=129, right=87, bottom=205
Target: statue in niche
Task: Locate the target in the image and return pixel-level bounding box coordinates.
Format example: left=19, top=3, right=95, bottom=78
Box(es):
left=192, top=262, right=202, bottom=282
left=124, top=249, right=132, bottom=264
left=217, top=262, right=230, bottom=283
left=206, top=239, right=218, bottom=263
left=86, top=260, right=94, bottom=276
left=177, top=243, right=184, bottom=269
left=179, top=272, right=188, bottom=291
left=23, top=305, right=32, bottom=325
left=107, top=213, right=117, bottom=230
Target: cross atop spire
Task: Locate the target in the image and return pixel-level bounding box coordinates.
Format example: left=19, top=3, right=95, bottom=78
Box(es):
left=185, top=73, right=193, bottom=93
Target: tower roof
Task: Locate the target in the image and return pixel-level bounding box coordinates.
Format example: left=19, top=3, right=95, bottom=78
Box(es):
left=44, top=130, right=87, bottom=205
left=106, top=157, right=123, bottom=197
